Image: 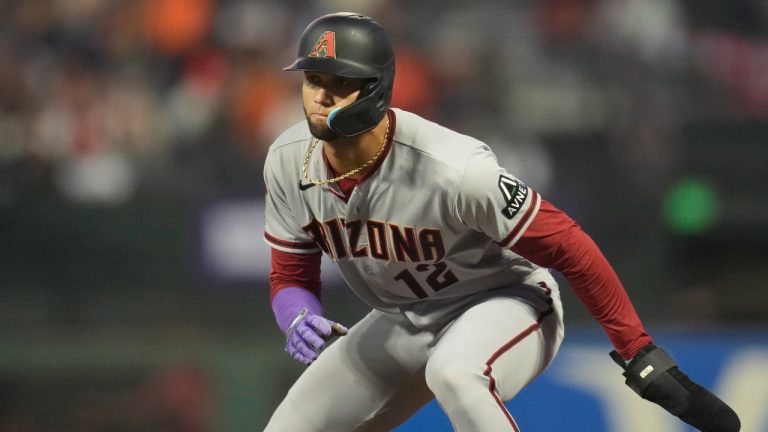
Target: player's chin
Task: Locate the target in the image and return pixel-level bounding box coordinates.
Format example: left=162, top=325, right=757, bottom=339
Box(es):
left=307, top=120, right=339, bottom=141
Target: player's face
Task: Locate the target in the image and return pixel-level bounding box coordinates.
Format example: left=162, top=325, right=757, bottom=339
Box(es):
left=302, top=72, right=366, bottom=141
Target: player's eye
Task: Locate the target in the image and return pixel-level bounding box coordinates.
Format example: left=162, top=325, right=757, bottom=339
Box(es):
left=306, top=74, right=321, bottom=85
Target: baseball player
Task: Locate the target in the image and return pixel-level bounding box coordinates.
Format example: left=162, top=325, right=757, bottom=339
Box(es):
left=263, top=12, right=740, bottom=432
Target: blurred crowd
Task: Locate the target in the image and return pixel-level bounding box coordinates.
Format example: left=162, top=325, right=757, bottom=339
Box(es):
left=1, top=0, right=766, bottom=206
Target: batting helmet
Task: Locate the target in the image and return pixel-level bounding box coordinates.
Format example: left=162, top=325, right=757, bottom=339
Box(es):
left=284, top=12, right=395, bottom=137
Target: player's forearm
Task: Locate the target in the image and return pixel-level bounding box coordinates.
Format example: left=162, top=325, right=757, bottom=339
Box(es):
left=270, top=248, right=324, bottom=332
left=554, top=227, right=652, bottom=359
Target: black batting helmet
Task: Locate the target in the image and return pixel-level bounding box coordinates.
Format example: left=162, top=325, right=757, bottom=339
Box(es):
left=284, top=12, right=395, bottom=137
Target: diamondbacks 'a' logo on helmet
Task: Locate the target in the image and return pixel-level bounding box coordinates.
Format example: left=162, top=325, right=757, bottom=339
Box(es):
left=308, top=31, right=336, bottom=58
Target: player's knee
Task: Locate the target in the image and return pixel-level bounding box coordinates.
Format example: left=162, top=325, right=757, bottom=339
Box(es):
left=425, top=360, right=482, bottom=401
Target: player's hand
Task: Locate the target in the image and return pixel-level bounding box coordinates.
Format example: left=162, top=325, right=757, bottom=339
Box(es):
left=610, top=343, right=740, bottom=432
left=285, top=308, right=348, bottom=364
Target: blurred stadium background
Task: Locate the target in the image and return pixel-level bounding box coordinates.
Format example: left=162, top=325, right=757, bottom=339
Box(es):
left=1, top=0, right=767, bottom=430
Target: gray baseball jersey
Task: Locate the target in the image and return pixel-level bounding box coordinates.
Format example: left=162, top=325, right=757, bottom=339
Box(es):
left=264, top=108, right=546, bottom=328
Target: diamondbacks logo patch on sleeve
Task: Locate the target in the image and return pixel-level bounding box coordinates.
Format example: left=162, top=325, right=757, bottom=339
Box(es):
left=497, top=175, right=529, bottom=220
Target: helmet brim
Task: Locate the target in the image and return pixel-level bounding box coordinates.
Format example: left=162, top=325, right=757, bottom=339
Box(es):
left=283, top=57, right=380, bottom=79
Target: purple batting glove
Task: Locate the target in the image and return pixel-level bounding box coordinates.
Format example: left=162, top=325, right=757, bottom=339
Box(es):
left=272, top=288, right=322, bottom=333
left=285, top=308, right=348, bottom=364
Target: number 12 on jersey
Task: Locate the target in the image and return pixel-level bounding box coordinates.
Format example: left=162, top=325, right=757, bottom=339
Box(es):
left=393, top=262, right=459, bottom=299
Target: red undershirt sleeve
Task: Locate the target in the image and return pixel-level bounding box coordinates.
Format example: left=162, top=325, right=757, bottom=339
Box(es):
left=511, top=199, right=652, bottom=359
left=270, top=248, right=323, bottom=302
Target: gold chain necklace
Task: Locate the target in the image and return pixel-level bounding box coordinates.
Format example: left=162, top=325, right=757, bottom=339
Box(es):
left=301, top=115, right=391, bottom=187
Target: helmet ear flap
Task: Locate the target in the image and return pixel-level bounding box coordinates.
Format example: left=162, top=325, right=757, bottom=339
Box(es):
left=362, top=79, right=388, bottom=111
left=327, top=82, right=388, bottom=137
left=375, top=86, right=388, bottom=111
left=358, top=79, right=379, bottom=100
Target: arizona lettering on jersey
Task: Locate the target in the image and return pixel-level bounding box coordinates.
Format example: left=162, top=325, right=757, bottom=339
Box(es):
left=263, top=109, right=543, bottom=323
left=301, top=217, right=447, bottom=263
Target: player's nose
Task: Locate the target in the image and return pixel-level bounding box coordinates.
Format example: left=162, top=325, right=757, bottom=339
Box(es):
left=313, top=87, right=333, bottom=106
